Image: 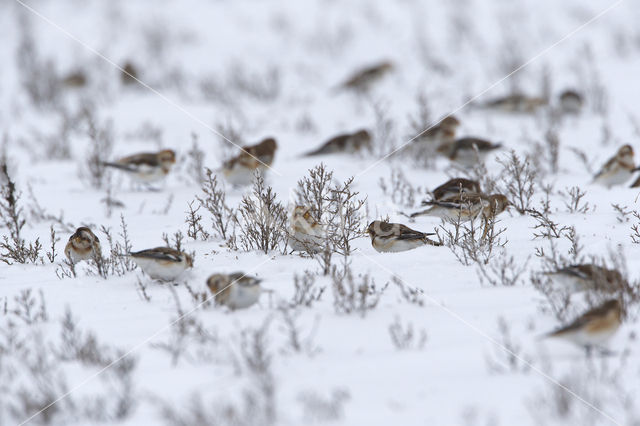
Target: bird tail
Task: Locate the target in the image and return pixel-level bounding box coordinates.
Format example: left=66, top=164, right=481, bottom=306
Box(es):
left=101, top=161, right=135, bottom=172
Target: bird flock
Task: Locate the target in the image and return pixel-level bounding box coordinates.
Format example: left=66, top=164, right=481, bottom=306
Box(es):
left=61, top=59, right=632, bottom=356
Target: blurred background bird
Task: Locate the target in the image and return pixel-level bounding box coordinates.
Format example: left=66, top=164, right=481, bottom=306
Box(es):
left=478, top=93, right=547, bottom=113
left=428, top=178, right=481, bottom=201
left=437, top=137, right=502, bottom=166
left=337, top=61, right=393, bottom=93
left=221, top=137, right=277, bottom=186
left=558, top=89, right=583, bottom=115
left=544, top=264, right=625, bottom=294
left=543, top=299, right=622, bottom=356
left=367, top=220, right=440, bottom=252
left=302, top=129, right=371, bottom=157
left=102, top=149, right=176, bottom=187
left=206, top=273, right=266, bottom=310
left=129, top=247, right=193, bottom=281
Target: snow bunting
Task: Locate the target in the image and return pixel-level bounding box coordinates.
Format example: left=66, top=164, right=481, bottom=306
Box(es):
left=412, top=192, right=509, bottom=226
left=430, top=178, right=481, bottom=201
left=480, top=93, right=547, bottom=113
left=289, top=206, right=324, bottom=253
left=559, top=90, right=583, bottom=115
left=303, top=129, right=371, bottom=156
left=545, top=299, right=622, bottom=354
left=129, top=247, right=193, bottom=281
left=414, top=116, right=461, bottom=146
left=545, top=264, right=625, bottom=293
left=221, top=137, right=278, bottom=186
left=65, top=227, right=102, bottom=264
left=206, top=273, right=264, bottom=310
left=366, top=220, right=441, bottom=253
left=102, top=149, right=176, bottom=184
left=338, top=61, right=393, bottom=92
left=437, top=137, right=502, bottom=166
left=592, top=144, right=635, bottom=187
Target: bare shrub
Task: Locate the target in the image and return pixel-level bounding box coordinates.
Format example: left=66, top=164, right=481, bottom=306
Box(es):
left=378, top=167, right=426, bottom=208
left=16, top=14, right=60, bottom=109
left=612, top=204, right=631, bottom=223
left=9, top=289, right=48, bottom=325
left=330, top=263, right=387, bottom=317
left=26, top=184, right=74, bottom=232
left=560, top=186, right=590, bottom=214
left=79, top=107, right=115, bottom=189
left=388, top=316, right=427, bottom=350
left=289, top=270, right=325, bottom=308
left=295, top=164, right=366, bottom=274
left=185, top=201, right=210, bottom=241
left=392, top=275, right=425, bottom=307
left=185, top=133, right=205, bottom=185
left=195, top=168, right=236, bottom=241
left=476, top=255, right=529, bottom=287
left=497, top=150, right=536, bottom=214
left=370, top=99, right=396, bottom=157
left=277, top=304, right=320, bottom=356
left=229, top=63, right=281, bottom=102
left=485, top=317, right=531, bottom=374
left=237, top=173, right=288, bottom=254
left=0, top=163, right=43, bottom=265
left=436, top=212, right=507, bottom=266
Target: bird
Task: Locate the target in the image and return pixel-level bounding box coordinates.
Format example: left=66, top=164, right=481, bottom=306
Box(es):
left=338, top=61, right=393, bottom=92
left=64, top=227, right=102, bottom=264
left=289, top=206, right=324, bottom=253
left=412, top=192, right=509, bottom=238
left=479, top=93, right=547, bottom=113
left=544, top=264, right=625, bottom=293
left=366, top=220, right=441, bottom=253
left=61, top=71, right=87, bottom=88
left=559, top=90, right=583, bottom=115
left=429, top=178, right=481, bottom=201
left=221, top=137, right=278, bottom=186
left=437, top=137, right=502, bottom=166
left=302, top=129, right=371, bottom=157
left=102, top=149, right=176, bottom=185
left=206, top=273, right=265, bottom=310
left=544, top=299, right=622, bottom=356
left=413, top=116, right=461, bottom=146
left=592, top=145, right=635, bottom=187
left=129, top=247, right=193, bottom=281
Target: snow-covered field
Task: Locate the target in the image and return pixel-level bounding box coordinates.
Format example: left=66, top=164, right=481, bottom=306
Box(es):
left=1, top=0, right=640, bottom=424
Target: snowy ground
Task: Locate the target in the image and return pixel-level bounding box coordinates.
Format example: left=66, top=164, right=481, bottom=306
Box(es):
left=1, top=0, right=640, bottom=424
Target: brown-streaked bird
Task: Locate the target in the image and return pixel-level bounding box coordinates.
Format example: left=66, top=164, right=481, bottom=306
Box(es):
left=129, top=247, right=193, bottom=281
left=429, top=178, right=481, bottom=201
left=338, top=61, right=393, bottom=92
left=413, top=116, right=461, bottom=146
left=303, top=129, right=371, bottom=157
left=206, top=273, right=264, bottom=310
left=480, top=93, right=547, bottom=113
left=592, top=145, right=635, bottom=187
left=412, top=192, right=509, bottom=238
left=544, top=299, right=622, bottom=355
left=65, top=227, right=102, bottom=264
left=559, top=90, right=583, bottom=115
left=289, top=206, right=324, bottom=254
left=545, top=264, right=626, bottom=294
left=102, top=149, right=176, bottom=184
left=366, top=220, right=441, bottom=253
left=437, top=137, right=502, bottom=166
left=221, top=138, right=277, bottom=186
